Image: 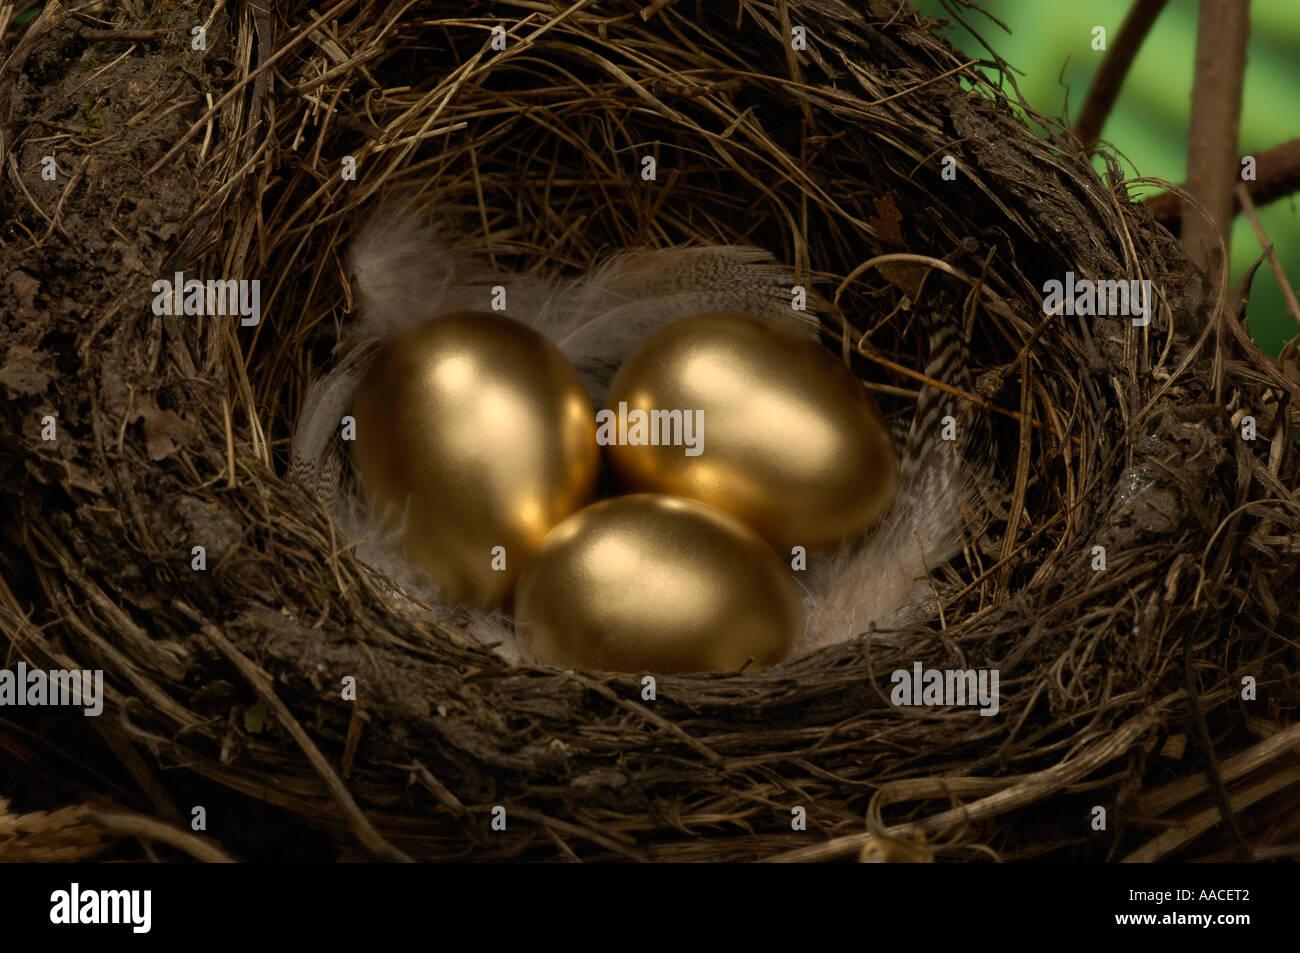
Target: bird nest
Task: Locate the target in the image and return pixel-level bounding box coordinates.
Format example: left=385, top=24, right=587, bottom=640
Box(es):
left=2, top=0, right=1298, bottom=863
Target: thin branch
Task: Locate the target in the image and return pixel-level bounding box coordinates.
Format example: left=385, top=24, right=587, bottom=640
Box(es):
left=1138, top=721, right=1300, bottom=816
left=1147, top=138, right=1300, bottom=225
left=761, top=693, right=1186, bottom=862
left=174, top=601, right=414, bottom=862
left=1235, top=181, right=1300, bottom=331
left=1183, top=635, right=1253, bottom=861
left=84, top=809, right=236, bottom=863
left=76, top=27, right=168, bottom=42
left=640, top=0, right=678, bottom=20
left=1122, top=766, right=1300, bottom=862
left=1182, top=0, right=1251, bottom=272
left=1075, top=0, right=1168, bottom=151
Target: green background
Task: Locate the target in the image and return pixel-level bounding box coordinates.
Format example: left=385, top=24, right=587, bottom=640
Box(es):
left=913, top=0, right=1300, bottom=356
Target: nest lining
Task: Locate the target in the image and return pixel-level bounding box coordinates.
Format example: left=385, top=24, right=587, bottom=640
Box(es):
left=1, top=0, right=1298, bottom=862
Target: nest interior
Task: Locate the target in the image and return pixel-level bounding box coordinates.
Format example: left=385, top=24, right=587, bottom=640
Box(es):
left=2, top=0, right=1298, bottom=862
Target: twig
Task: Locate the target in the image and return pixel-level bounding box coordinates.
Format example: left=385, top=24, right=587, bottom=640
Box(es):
left=84, top=809, right=236, bottom=862
left=174, top=601, right=413, bottom=862
left=1139, top=720, right=1300, bottom=816
left=851, top=338, right=1072, bottom=442
left=76, top=28, right=168, bottom=42
left=1219, top=274, right=1300, bottom=401
left=761, top=692, right=1185, bottom=862
left=1122, top=765, right=1300, bottom=862
left=248, top=2, right=273, bottom=134
left=0, top=0, right=66, bottom=80
left=1074, top=0, right=1168, bottom=151
left=1254, top=844, right=1300, bottom=860
left=41, top=154, right=84, bottom=240
left=641, top=0, right=679, bottom=20
left=495, top=805, right=649, bottom=861
left=1235, top=181, right=1300, bottom=330
left=561, top=670, right=724, bottom=765
left=1183, top=634, right=1253, bottom=861
left=221, top=395, right=236, bottom=489
left=1182, top=0, right=1251, bottom=272
left=408, top=763, right=466, bottom=817
left=147, top=0, right=357, bottom=175
left=1147, top=138, right=1300, bottom=225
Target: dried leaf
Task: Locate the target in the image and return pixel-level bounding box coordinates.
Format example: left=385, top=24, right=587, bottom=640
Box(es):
left=132, top=399, right=200, bottom=461
left=0, top=347, right=53, bottom=396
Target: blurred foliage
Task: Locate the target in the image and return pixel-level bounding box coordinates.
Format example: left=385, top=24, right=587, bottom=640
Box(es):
left=913, top=0, right=1300, bottom=355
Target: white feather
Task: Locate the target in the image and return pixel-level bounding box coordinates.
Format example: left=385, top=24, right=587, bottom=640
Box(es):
left=330, top=478, right=526, bottom=662
left=799, top=437, right=979, bottom=652
left=553, top=246, right=822, bottom=400
left=344, top=207, right=455, bottom=338
left=287, top=342, right=377, bottom=493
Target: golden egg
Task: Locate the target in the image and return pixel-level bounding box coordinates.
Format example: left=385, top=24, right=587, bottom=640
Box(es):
left=515, top=494, right=803, bottom=673
left=351, top=311, right=599, bottom=608
left=603, top=311, right=897, bottom=551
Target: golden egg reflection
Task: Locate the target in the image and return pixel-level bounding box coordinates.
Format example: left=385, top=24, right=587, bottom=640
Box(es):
left=604, top=311, right=898, bottom=551
left=516, top=494, right=803, bottom=674
left=351, top=311, right=599, bottom=608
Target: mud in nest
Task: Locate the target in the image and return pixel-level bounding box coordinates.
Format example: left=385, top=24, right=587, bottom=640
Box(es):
left=2, top=0, right=1298, bottom=862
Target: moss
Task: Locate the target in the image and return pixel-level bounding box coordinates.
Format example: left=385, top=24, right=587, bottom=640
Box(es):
left=81, top=92, right=101, bottom=130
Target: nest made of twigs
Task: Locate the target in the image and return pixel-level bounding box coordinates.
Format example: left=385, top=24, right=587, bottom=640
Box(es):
left=2, top=0, right=1298, bottom=862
